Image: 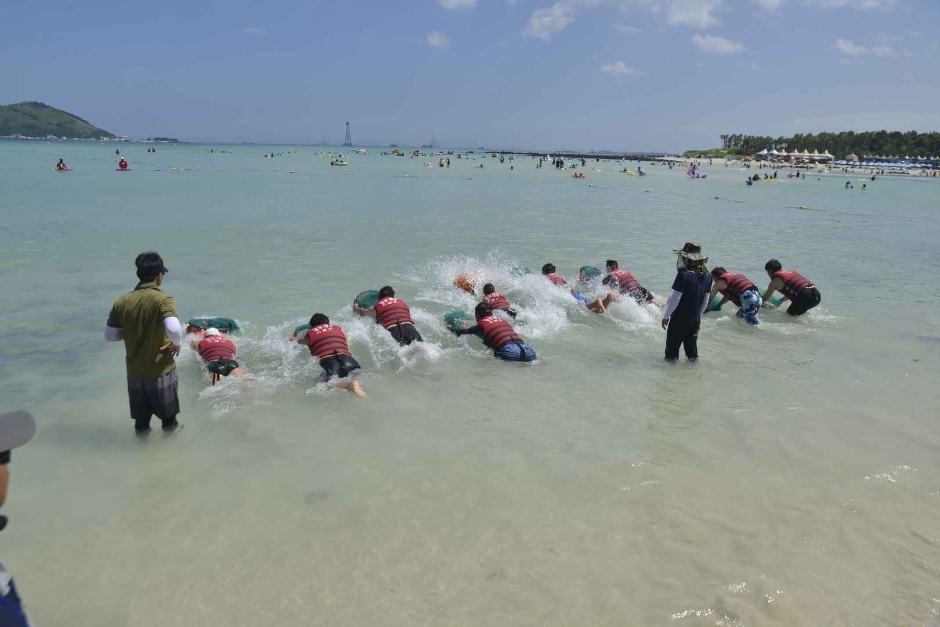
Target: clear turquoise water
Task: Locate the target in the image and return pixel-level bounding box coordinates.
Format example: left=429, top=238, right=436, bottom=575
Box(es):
left=2, top=141, right=940, bottom=626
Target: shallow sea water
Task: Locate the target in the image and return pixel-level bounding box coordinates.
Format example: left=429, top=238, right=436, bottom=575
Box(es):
left=2, top=142, right=940, bottom=626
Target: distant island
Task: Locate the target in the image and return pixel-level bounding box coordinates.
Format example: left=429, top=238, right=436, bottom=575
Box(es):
left=0, top=101, right=116, bottom=140
left=686, top=130, right=940, bottom=159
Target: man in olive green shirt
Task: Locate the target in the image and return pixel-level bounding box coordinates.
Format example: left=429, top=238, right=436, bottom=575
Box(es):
left=106, top=252, right=183, bottom=433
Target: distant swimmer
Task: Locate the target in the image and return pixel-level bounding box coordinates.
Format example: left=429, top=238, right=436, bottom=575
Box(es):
left=118, top=158, right=129, bottom=171
left=192, top=327, right=244, bottom=385
left=56, top=158, right=68, bottom=171
left=708, top=267, right=762, bottom=326
left=355, top=285, right=424, bottom=346
left=845, top=181, right=853, bottom=189
left=115, top=149, right=120, bottom=155
left=761, top=259, right=820, bottom=316
left=662, top=243, right=712, bottom=362
left=294, top=313, right=366, bottom=397
left=449, top=303, right=537, bottom=362
left=481, top=283, right=517, bottom=319
left=603, top=260, right=661, bottom=307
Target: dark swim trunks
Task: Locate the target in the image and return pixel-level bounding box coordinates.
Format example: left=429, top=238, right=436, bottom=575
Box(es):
left=206, top=359, right=240, bottom=377
left=629, top=286, right=655, bottom=305
left=389, top=323, right=423, bottom=346
left=127, top=370, right=180, bottom=422
left=319, top=354, right=361, bottom=381
left=787, top=287, right=821, bottom=316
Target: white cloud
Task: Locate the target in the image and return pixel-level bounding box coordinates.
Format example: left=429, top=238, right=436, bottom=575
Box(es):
left=523, top=0, right=608, bottom=40
left=523, top=2, right=576, bottom=39
left=613, top=22, right=640, bottom=33
left=692, top=33, right=744, bottom=54
left=805, top=0, right=898, bottom=9
left=437, top=0, right=477, bottom=8
left=425, top=30, right=452, bottom=47
left=833, top=38, right=895, bottom=56
left=601, top=60, right=639, bottom=75
left=666, top=0, right=723, bottom=28
left=753, top=0, right=787, bottom=10
left=243, top=27, right=267, bottom=35
left=625, top=0, right=724, bottom=29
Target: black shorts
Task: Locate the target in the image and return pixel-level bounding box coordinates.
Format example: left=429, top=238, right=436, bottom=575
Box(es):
left=787, top=287, right=821, bottom=316
left=629, top=287, right=655, bottom=305
left=319, top=354, right=361, bottom=381
left=388, top=323, right=423, bottom=346
left=207, top=359, right=240, bottom=377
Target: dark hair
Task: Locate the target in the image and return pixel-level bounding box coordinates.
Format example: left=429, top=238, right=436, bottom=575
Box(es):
left=606, top=259, right=619, bottom=270
left=711, top=266, right=726, bottom=279
left=765, top=259, right=782, bottom=273
left=309, top=313, right=329, bottom=327
left=378, top=285, right=395, bottom=298
left=474, top=303, right=493, bottom=319
left=541, top=263, right=555, bottom=275
left=482, top=283, right=495, bottom=295
left=135, top=251, right=165, bottom=280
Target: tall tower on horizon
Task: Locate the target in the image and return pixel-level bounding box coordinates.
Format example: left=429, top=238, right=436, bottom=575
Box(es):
left=343, top=122, right=352, bottom=147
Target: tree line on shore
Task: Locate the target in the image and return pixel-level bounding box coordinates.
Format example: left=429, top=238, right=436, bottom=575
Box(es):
left=719, top=131, right=940, bottom=159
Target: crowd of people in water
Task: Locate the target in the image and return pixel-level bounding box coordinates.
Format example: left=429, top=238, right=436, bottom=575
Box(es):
left=103, top=249, right=821, bottom=430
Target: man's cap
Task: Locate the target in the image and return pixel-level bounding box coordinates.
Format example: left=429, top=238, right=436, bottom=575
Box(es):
left=205, top=328, right=221, bottom=337
left=0, top=411, right=35, bottom=453
left=672, top=242, right=707, bottom=261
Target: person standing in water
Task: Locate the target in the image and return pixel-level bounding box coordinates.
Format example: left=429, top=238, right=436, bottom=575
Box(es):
left=662, top=243, right=712, bottom=362
left=708, top=267, right=762, bottom=326
left=295, top=313, right=366, bottom=397
left=118, top=157, right=129, bottom=171
left=761, top=259, right=820, bottom=316
left=105, top=252, right=183, bottom=433
left=354, top=285, right=424, bottom=346
left=449, top=303, right=537, bottom=362
left=56, top=158, right=68, bottom=171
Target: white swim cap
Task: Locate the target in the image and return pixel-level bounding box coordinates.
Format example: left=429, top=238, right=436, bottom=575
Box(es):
left=205, top=328, right=221, bottom=336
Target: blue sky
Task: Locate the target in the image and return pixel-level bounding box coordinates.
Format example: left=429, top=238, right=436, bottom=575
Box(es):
left=3, top=0, right=938, bottom=151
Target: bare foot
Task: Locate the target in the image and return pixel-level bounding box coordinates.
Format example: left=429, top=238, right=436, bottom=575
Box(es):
left=351, top=381, right=367, bottom=398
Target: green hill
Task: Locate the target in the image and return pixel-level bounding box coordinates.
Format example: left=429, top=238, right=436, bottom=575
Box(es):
left=0, top=101, right=115, bottom=139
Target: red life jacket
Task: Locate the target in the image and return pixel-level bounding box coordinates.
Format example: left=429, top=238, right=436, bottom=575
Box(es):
left=119, top=160, right=128, bottom=169
left=374, top=297, right=414, bottom=328
left=775, top=270, right=814, bottom=298
left=718, top=272, right=758, bottom=307
left=198, top=336, right=236, bottom=363
left=478, top=315, right=522, bottom=350
left=482, top=292, right=510, bottom=311
left=610, top=268, right=640, bottom=294
left=57, top=162, right=66, bottom=170
left=546, top=273, right=567, bottom=286
left=305, top=324, right=350, bottom=359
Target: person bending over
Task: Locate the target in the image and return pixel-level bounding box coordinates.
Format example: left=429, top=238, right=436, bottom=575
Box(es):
left=762, top=259, right=820, bottom=316
left=449, top=303, right=537, bottom=362
left=708, top=267, right=762, bottom=326
left=295, top=313, right=366, bottom=397
left=354, top=285, right=424, bottom=346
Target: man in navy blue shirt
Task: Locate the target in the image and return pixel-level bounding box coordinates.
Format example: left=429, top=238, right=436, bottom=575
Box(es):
left=662, top=243, right=713, bottom=362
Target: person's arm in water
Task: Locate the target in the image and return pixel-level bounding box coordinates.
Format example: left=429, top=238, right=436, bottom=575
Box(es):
left=353, top=304, right=377, bottom=321
left=295, top=334, right=310, bottom=346
left=708, top=280, right=726, bottom=308
left=762, top=276, right=785, bottom=307
left=452, top=324, right=484, bottom=339
left=506, top=307, right=518, bottom=319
